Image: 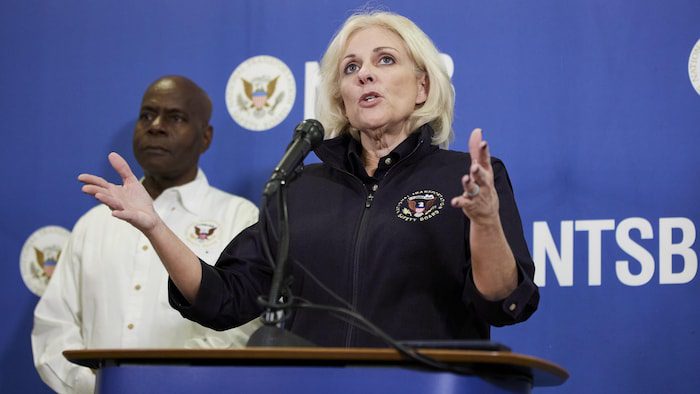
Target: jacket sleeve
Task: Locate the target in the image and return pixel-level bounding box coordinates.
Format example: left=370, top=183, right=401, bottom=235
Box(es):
left=31, top=223, right=95, bottom=394
left=181, top=201, right=263, bottom=348
left=169, top=222, right=273, bottom=331
left=462, top=159, right=540, bottom=326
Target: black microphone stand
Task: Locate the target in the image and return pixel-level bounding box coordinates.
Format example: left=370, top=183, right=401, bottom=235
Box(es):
left=247, top=121, right=322, bottom=347
left=246, top=183, right=315, bottom=347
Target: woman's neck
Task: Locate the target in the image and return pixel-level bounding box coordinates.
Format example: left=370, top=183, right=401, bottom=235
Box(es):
left=359, top=125, right=410, bottom=177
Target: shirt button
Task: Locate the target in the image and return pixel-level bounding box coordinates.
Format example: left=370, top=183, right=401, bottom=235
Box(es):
left=384, top=157, right=393, bottom=165
left=372, top=184, right=378, bottom=191
left=127, top=323, right=134, bottom=330
left=171, top=207, right=175, bottom=211
left=142, top=245, right=149, bottom=251
left=508, top=303, right=517, bottom=312
left=134, top=284, right=141, bottom=291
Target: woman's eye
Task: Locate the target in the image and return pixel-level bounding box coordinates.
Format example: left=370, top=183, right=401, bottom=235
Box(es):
left=379, top=56, right=395, bottom=65
left=343, top=63, right=359, bottom=74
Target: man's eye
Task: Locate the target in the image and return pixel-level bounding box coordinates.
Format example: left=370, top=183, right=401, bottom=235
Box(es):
left=171, top=115, right=186, bottom=122
left=343, top=63, right=359, bottom=75
left=139, top=113, right=154, bottom=121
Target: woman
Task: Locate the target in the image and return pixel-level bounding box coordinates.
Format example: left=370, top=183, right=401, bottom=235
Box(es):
left=80, top=11, right=538, bottom=347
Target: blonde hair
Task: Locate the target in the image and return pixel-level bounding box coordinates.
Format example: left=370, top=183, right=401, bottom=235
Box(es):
left=316, top=11, right=454, bottom=148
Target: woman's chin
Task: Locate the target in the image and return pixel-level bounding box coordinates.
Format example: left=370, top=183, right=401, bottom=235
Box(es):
left=356, top=120, right=410, bottom=136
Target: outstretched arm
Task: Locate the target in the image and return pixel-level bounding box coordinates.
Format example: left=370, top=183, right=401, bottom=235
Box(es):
left=451, top=129, right=518, bottom=300
left=78, top=152, right=202, bottom=303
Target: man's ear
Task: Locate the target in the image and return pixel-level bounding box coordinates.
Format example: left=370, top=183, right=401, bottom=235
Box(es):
left=200, top=125, right=213, bottom=153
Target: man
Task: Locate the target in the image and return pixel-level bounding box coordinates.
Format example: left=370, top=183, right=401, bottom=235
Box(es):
left=31, top=76, right=260, bottom=394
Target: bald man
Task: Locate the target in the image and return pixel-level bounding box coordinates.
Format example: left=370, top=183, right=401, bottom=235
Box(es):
left=31, top=76, right=260, bottom=394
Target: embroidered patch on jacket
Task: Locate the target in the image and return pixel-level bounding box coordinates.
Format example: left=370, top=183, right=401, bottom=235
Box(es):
left=396, top=190, right=445, bottom=222
left=186, top=221, right=220, bottom=247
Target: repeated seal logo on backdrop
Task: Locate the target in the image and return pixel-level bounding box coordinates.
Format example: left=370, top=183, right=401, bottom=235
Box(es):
left=396, top=190, right=445, bottom=222
left=186, top=221, right=220, bottom=247
left=226, top=55, right=296, bottom=131
left=689, top=38, right=700, bottom=96
left=20, top=225, right=71, bottom=296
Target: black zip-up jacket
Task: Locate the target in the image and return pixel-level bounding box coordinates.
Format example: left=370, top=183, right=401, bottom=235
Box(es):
left=170, top=125, right=539, bottom=347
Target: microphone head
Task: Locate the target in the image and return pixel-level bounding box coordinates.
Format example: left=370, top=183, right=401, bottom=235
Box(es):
left=294, top=119, right=325, bottom=149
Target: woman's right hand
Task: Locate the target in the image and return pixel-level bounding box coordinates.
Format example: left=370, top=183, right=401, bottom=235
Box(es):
left=79, top=152, right=161, bottom=234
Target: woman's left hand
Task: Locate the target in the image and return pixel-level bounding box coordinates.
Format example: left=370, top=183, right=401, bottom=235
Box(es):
left=451, top=128, right=500, bottom=225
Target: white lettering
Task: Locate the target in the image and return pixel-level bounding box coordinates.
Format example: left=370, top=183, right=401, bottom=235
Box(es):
left=439, top=53, right=454, bottom=78
left=615, top=218, right=655, bottom=286
left=575, top=219, right=615, bottom=286
left=659, top=217, right=697, bottom=284
left=304, top=61, right=320, bottom=120
left=532, top=217, right=697, bottom=287
left=533, top=221, right=574, bottom=287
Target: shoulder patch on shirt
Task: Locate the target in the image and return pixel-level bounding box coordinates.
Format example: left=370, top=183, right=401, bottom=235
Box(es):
left=186, top=221, right=221, bottom=247
left=395, top=190, right=445, bottom=222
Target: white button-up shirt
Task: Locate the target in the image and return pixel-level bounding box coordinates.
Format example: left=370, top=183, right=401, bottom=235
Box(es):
left=32, top=169, right=260, bottom=394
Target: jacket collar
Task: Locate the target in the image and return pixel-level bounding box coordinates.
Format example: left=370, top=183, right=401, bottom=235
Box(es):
left=315, top=124, right=438, bottom=172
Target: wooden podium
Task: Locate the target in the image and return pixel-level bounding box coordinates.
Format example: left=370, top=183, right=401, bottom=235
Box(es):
left=64, top=347, right=568, bottom=393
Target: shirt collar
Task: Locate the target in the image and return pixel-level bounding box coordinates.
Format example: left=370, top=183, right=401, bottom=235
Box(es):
left=151, top=168, right=209, bottom=216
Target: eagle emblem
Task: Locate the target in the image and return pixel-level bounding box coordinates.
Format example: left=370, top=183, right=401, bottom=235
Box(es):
left=225, top=55, right=296, bottom=131
left=33, top=247, right=60, bottom=279
left=20, top=225, right=71, bottom=296
left=396, top=190, right=445, bottom=222
left=194, top=225, right=217, bottom=240
left=406, top=194, right=437, bottom=217
left=238, top=76, right=285, bottom=115
left=187, top=221, right=220, bottom=246
left=243, top=76, right=277, bottom=109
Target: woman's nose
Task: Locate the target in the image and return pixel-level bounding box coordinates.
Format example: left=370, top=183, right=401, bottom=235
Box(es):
left=357, top=66, right=374, bottom=84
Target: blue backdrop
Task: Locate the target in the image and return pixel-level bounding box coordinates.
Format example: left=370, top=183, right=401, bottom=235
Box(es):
left=2, top=0, right=699, bottom=392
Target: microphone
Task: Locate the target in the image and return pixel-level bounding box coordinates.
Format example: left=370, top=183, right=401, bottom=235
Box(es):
left=262, top=119, right=324, bottom=196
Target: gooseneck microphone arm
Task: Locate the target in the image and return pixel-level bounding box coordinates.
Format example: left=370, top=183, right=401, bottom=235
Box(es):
left=247, top=119, right=324, bottom=347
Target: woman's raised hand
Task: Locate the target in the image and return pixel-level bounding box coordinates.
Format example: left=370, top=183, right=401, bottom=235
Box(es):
left=451, top=128, right=500, bottom=225
left=78, top=152, right=160, bottom=234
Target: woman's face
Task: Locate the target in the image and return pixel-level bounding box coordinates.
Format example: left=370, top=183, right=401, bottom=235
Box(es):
left=339, top=26, right=427, bottom=135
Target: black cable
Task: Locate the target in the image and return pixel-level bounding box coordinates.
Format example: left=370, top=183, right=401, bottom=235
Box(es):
left=288, top=257, right=354, bottom=311
left=266, top=185, right=289, bottom=302
left=254, top=294, right=478, bottom=376
left=257, top=176, right=478, bottom=375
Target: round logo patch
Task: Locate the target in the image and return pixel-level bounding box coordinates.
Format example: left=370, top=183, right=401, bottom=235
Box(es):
left=396, top=190, right=445, bottom=222
left=20, top=225, right=71, bottom=296
left=225, top=55, right=296, bottom=131
left=186, top=221, right=220, bottom=247
left=689, top=38, right=700, bottom=96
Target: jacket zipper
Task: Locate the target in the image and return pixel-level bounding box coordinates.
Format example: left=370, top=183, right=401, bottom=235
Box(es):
left=345, top=192, right=373, bottom=346
left=334, top=138, right=425, bottom=347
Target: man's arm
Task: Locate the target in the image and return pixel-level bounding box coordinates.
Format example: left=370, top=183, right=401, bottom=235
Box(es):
left=31, top=230, right=95, bottom=394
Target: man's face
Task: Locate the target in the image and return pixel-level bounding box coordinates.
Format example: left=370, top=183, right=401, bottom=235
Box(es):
left=133, top=79, right=211, bottom=184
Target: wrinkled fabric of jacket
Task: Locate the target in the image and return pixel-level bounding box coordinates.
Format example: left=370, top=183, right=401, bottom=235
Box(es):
left=170, top=125, right=539, bottom=347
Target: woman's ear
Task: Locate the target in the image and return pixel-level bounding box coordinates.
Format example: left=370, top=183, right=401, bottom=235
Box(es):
left=415, top=73, right=428, bottom=105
